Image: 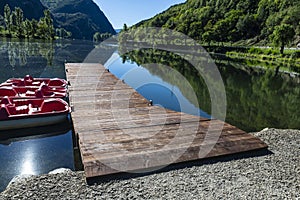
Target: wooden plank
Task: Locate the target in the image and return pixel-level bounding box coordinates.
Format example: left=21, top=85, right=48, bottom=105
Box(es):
left=65, top=63, right=268, bottom=180
left=76, top=123, right=256, bottom=160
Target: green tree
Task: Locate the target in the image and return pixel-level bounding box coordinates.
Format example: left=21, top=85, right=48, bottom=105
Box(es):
left=23, top=19, right=32, bottom=38
left=236, top=14, right=259, bottom=39
left=2, top=6, right=56, bottom=39
left=4, top=4, right=11, bottom=33
left=93, top=32, right=101, bottom=42
left=37, top=10, right=54, bottom=39
left=202, top=30, right=215, bottom=46
left=123, top=23, right=128, bottom=31
left=37, top=18, right=47, bottom=38
left=9, top=11, right=17, bottom=34
left=93, top=32, right=112, bottom=42
left=43, top=10, right=54, bottom=38
left=203, top=20, right=215, bottom=45
left=14, top=7, right=24, bottom=37
left=31, top=19, right=38, bottom=38
left=212, top=10, right=241, bottom=43
left=270, top=24, right=295, bottom=55
left=101, top=32, right=112, bottom=40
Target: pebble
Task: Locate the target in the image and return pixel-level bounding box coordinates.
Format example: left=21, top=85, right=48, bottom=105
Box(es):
left=0, top=128, right=299, bottom=199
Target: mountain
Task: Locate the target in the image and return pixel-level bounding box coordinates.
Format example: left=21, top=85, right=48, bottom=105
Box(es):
left=0, top=0, right=46, bottom=21
left=40, top=0, right=116, bottom=40
left=134, top=0, right=300, bottom=45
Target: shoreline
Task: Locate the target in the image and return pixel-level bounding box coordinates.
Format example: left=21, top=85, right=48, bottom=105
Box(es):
left=0, top=128, right=299, bottom=199
left=226, top=52, right=300, bottom=73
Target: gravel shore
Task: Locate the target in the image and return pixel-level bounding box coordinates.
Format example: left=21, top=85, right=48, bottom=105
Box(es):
left=1, top=128, right=299, bottom=199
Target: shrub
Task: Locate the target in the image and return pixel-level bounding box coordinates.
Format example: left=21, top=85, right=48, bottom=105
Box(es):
left=290, top=51, right=300, bottom=59
left=249, top=47, right=260, bottom=54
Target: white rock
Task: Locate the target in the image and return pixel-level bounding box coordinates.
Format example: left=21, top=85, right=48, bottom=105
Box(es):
left=7, top=174, right=34, bottom=188
left=49, top=168, right=72, bottom=175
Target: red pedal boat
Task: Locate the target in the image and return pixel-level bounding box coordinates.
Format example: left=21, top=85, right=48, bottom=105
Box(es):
left=0, top=97, right=70, bottom=130
left=0, top=85, right=67, bottom=99
left=0, top=75, right=67, bottom=88
left=0, top=75, right=68, bottom=99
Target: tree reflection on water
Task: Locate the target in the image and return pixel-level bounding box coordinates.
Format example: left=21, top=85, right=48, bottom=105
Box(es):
left=120, top=48, right=300, bottom=132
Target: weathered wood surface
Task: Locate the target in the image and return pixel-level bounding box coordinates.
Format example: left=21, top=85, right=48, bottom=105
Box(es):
left=65, top=63, right=268, bottom=179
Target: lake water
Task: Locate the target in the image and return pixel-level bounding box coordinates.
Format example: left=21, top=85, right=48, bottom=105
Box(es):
left=0, top=38, right=299, bottom=191
left=0, top=38, right=103, bottom=192
left=107, top=49, right=300, bottom=132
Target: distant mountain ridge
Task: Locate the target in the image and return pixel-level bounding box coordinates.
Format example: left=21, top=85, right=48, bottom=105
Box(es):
left=40, top=0, right=116, bottom=39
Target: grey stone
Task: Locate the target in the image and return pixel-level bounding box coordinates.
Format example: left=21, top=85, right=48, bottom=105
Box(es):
left=0, top=129, right=299, bottom=199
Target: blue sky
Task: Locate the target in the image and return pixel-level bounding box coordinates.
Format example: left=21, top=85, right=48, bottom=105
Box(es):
left=94, top=0, right=186, bottom=29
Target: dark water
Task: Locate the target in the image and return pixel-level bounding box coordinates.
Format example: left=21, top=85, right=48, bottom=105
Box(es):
left=0, top=38, right=116, bottom=192
left=0, top=38, right=299, bottom=191
left=0, top=121, right=73, bottom=192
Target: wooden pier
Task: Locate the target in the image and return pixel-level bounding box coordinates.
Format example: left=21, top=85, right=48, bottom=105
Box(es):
left=65, top=63, right=268, bottom=179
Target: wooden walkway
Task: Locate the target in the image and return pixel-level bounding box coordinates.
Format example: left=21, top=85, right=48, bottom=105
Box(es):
left=65, top=63, right=267, bottom=179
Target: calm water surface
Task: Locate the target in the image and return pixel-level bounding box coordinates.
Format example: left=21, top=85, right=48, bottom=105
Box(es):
left=106, top=50, right=300, bottom=132
left=0, top=38, right=107, bottom=191
left=0, top=38, right=299, bottom=191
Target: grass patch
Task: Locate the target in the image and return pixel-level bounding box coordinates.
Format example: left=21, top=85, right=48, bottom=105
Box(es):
left=226, top=47, right=300, bottom=73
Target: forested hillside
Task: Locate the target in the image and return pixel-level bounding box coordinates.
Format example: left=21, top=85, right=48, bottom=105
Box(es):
left=40, top=0, right=115, bottom=40
left=135, top=0, right=300, bottom=45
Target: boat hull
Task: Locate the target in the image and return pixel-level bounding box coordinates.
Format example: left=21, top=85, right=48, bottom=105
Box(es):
left=0, top=113, right=68, bottom=130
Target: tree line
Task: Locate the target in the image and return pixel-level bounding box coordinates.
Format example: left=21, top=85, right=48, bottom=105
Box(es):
left=93, top=32, right=113, bottom=42
left=132, top=0, right=299, bottom=54
left=1, top=4, right=54, bottom=39
left=0, top=4, right=71, bottom=40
